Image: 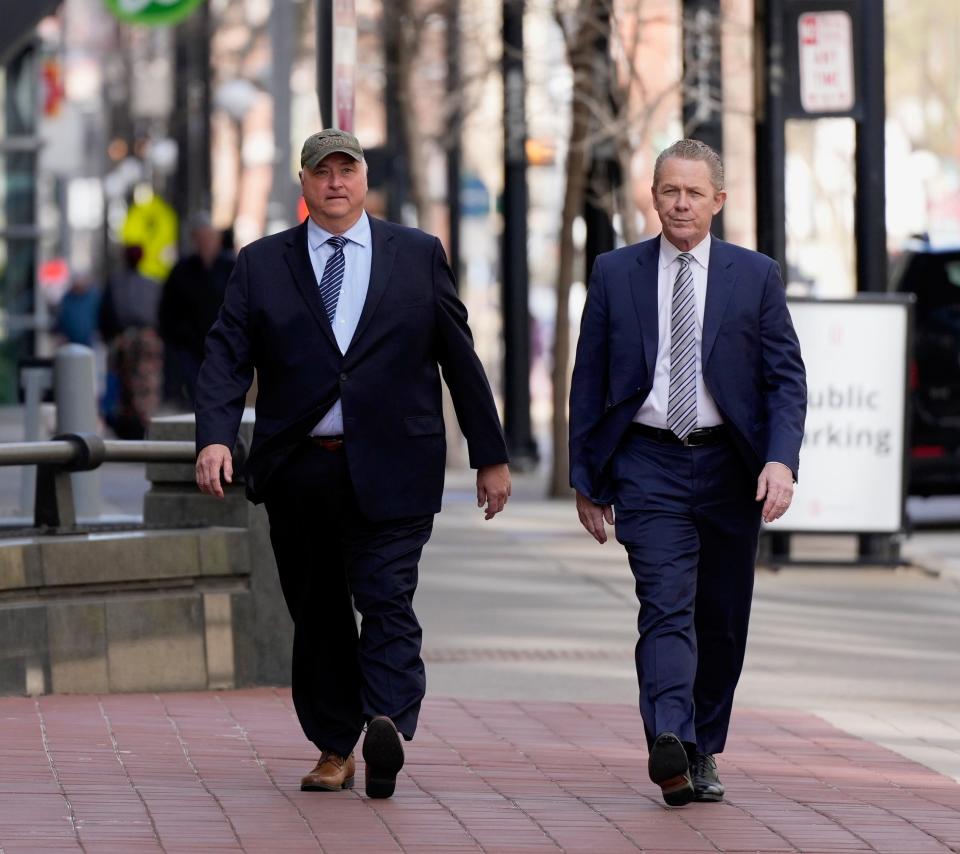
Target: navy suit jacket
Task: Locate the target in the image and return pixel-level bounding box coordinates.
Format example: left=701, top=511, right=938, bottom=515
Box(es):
left=569, top=235, right=807, bottom=505
left=195, top=215, right=508, bottom=520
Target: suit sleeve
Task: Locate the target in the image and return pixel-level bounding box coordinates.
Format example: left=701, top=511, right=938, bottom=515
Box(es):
left=194, top=248, right=255, bottom=454
left=568, top=258, right=610, bottom=500
left=759, top=260, right=807, bottom=479
left=431, top=238, right=509, bottom=469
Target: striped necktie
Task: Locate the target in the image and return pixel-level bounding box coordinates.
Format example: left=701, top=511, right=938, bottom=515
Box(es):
left=318, top=235, right=346, bottom=323
left=667, top=252, right=698, bottom=440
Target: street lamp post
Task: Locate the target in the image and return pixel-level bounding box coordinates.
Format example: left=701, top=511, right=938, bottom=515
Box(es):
left=501, top=0, right=538, bottom=469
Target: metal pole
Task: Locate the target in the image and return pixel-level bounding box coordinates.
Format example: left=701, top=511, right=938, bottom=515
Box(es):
left=316, top=0, right=333, bottom=126
left=854, top=1, right=887, bottom=293
left=173, top=3, right=212, bottom=227
left=53, top=345, right=101, bottom=520
left=755, top=0, right=786, bottom=271
left=446, top=0, right=462, bottom=284
left=682, top=0, right=724, bottom=237
left=383, top=2, right=408, bottom=223
left=268, top=0, right=297, bottom=231
left=501, top=0, right=537, bottom=467
left=755, top=0, right=790, bottom=563
left=856, top=0, right=894, bottom=563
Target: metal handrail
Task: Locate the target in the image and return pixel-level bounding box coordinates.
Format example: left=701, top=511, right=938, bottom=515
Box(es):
left=0, top=439, right=196, bottom=466
left=0, top=435, right=201, bottom=530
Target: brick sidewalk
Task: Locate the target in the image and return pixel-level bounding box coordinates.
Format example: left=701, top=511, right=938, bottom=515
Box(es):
left=1, top=689, right=959, bottom=853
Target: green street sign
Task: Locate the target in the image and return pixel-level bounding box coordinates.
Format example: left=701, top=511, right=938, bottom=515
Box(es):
left=104, top=0, right=205, bottom=26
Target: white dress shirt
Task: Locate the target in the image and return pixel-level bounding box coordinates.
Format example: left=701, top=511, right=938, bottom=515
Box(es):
left=634, top=234, right=723, bottom=430
left=308, top=212, right=372, bottom=436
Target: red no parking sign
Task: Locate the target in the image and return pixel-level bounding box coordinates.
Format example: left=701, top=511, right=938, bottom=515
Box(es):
left=798, top=11, right=856, bottom=113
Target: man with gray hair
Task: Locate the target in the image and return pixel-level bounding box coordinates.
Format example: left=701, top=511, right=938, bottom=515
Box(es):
left=569, top=139, right=806, bottom=805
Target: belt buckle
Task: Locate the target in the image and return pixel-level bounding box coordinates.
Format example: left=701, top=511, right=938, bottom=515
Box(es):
left=681, top=434, right=692, bottom=447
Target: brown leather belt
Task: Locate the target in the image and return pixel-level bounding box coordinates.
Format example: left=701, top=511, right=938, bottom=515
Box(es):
left=629, top=423, right=726, bottom=448
left=308, top=435, right=344, bottom=451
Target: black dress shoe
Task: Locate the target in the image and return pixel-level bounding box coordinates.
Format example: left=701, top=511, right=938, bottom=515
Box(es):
left=692, top=752, right=725, bottom=802
left=648, top=732, right=694, bottom=806
left=362, top=716, right=405, bottom=799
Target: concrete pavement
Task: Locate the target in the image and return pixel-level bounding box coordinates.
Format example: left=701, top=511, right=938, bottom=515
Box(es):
left=1, top=689, right=959, bottom=853
left=422, top=476, right=960, bottom=790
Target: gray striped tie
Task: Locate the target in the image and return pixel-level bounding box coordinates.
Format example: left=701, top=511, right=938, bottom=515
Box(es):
left=318, top=235, right=346, bottom=323
left=667, top=252, right=698, bottom=440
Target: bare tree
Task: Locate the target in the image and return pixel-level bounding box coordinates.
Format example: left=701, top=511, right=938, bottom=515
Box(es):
left=548, top=0, right=681, bottom=497
left=387, top=0, right=502, bottom=233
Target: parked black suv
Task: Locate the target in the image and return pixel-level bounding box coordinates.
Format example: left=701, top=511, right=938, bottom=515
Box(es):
left=890, top=237, right=960, bottom=495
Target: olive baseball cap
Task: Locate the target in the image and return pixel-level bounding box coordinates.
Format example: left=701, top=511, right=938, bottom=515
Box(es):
left=300, top=128, right=364, bottom=169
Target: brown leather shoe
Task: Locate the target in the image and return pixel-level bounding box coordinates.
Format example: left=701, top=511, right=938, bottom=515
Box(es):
left=300, top=751, right=356, bottom=791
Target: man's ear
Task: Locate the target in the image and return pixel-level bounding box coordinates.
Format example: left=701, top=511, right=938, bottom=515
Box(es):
left=712, top=191, right=727, bottom=215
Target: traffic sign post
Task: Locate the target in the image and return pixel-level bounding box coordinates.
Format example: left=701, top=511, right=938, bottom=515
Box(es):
left=756, top=0, right=890, bottom=563
left=316, top=0, right=356, bottom=130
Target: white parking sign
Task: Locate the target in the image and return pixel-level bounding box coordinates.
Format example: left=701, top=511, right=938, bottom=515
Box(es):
left=798, top=11, right=856, bottom=113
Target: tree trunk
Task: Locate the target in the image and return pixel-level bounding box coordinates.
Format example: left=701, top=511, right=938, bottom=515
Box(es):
left=549, top=0, right=603, bottom=497
left=396, top=0, right=433, bottom=231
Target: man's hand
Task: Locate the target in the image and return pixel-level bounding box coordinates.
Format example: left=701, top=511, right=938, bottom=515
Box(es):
left=576, top=490, right=614, bottom=544
left=477, top=463, right=511, bottom=520
left=196, top=443, right=233, bottom=499
left=756, top=461, right=795, bottom=523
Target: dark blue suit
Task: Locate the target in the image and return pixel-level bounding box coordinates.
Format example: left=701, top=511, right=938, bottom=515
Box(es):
left=196, top=216, right=508, bottom=756
left=569, top=235, right=806, bottom=754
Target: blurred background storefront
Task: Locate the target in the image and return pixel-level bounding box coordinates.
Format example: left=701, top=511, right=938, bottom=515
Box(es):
left=1, top=0, right=958, bottom=457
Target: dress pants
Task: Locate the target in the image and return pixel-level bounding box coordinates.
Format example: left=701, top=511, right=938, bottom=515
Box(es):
left=264, top=441, right=433, bottom=758
left=612, top=431, right=763, bottom=755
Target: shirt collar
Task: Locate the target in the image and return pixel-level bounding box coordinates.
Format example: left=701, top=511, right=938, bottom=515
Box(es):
left=659, top=233, right=711, bottom=271
left=307, top=211, right=370, bottom=250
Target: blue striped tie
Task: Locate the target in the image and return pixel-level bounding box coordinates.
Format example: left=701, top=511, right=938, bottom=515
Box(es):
left=667, top=252, right=698, bottom=440
left=318, top=235, right=346, bottom=323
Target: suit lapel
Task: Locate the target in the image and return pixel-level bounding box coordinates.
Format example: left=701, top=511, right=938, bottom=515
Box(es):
left=629, top=236, right=660, bottom=376
left=348, top=216, right=396, bottom=351
left=702, top=237, right=736, bottom=366
left=283, top=220, right=339, bottom=350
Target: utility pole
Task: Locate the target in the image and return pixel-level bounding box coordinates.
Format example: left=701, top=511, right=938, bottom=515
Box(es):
left=268, top=0, right=298, bottom=231
left=316, top=0, right=333, bottom=125
left=854, top=3, right=886, bottom=293
left=173, top=2, right=211, bottom=229
left=501, top=0, right=537, bottom=468
left=446, top=0, right=462, bottom=283
left=682, top=0, right=724, bottom=237
left=382, top=2, right=409, bottom=223
left=754, top=0, right=786, bottom=271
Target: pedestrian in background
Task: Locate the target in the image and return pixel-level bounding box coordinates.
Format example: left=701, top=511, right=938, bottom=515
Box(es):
left=159, top=212, right=235, bottom=409
left=194, top=129, right=511, bottom=799
left=99, top=245, right=164, bottom=439
left=569, top=139, right=806, bottom=806
left=54, top=271, right=101, bottom=347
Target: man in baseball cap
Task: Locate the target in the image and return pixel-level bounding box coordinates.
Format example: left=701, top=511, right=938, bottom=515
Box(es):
left=194, top=129, right=511, bottom=800
left=300, top=128, right=365, bottom=169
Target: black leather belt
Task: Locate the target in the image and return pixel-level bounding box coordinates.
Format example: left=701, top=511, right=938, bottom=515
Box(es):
left=630, top=423, right=726, bottom=447
left=308, top=435, right=344, bottom=451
